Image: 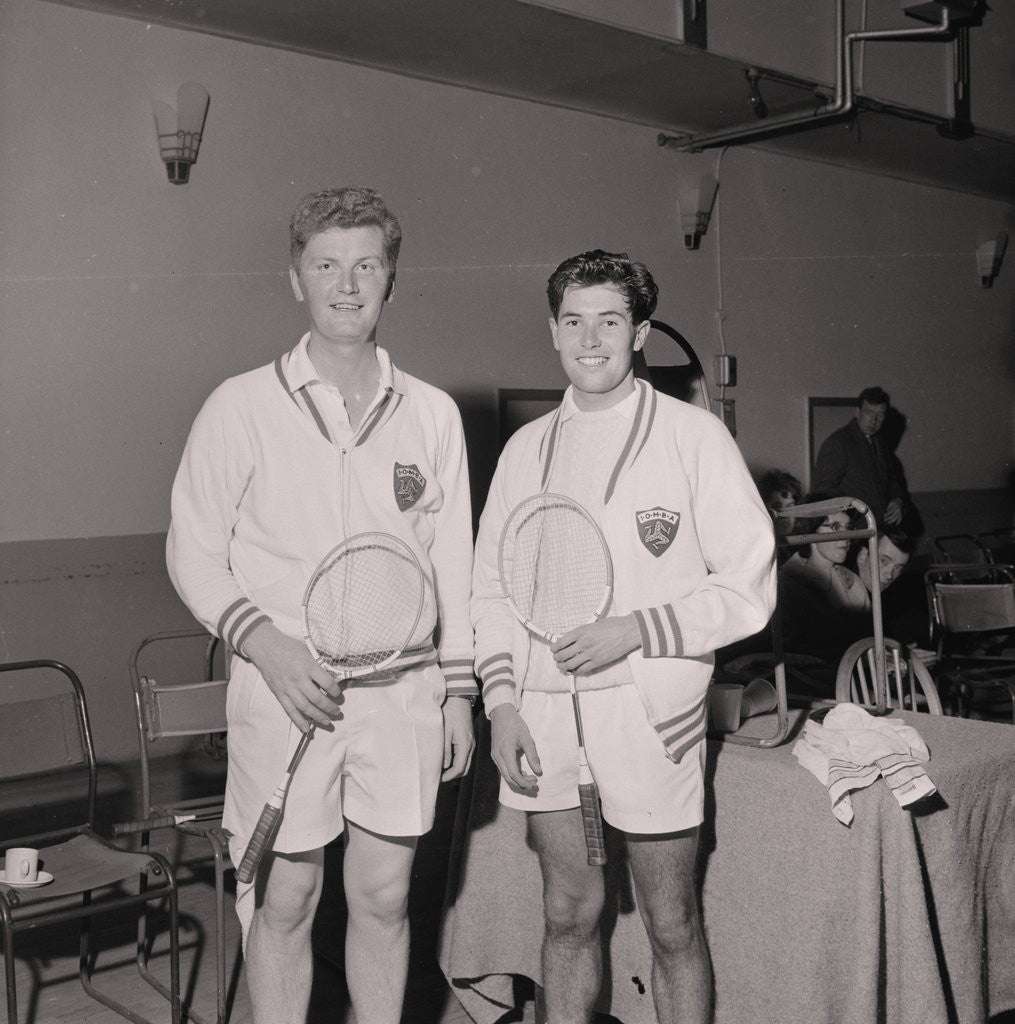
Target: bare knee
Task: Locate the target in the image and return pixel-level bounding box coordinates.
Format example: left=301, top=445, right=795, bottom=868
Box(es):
left=642, top=899, right=703, bottom=959
left=543, top=881, right=603, bottom=940
left=344, top=866, right=411, bottom=928
left=255, top=854, right=323, bottom=936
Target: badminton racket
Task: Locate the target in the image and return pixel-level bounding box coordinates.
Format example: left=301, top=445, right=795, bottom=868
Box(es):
left=234, top=532, right=426, bottom=884
left=499, top=492, right=613, bottom=866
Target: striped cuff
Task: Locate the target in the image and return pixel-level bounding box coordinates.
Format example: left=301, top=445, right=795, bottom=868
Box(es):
left=633, top=605, right=684, bottom=658
left=441, top=657, right=477, bottom=688
left=476, top=652, right=515, bottom=714
left=443, top=655, right=480, bottom=703
left=217, top=598, right=272, bottom=659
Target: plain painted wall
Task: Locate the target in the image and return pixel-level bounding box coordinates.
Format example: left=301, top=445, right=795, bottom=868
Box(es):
left=1, top=0, right=1013, bottom=762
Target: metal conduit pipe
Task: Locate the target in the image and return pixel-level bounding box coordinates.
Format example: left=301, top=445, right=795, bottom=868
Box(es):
left=658, top=0, right=954, bottom=153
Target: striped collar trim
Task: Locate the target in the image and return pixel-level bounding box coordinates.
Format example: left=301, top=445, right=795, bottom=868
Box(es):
left=274, top=337, right=406, bottom=446
left=275, top=334, right=404, bottom=397
left=538, top=379, right=656, bottom=504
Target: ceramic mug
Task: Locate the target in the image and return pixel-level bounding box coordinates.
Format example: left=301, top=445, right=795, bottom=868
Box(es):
left=5, top=847, right=39, bottom=882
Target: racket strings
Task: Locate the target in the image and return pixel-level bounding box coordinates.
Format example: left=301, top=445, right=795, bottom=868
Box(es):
left=305, top=543, right=424, bottom=670
left=506, top=501, right=611, bottom=638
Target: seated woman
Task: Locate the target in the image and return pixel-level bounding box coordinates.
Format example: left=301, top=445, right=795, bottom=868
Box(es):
left=779, top=496, right=872, bottom=666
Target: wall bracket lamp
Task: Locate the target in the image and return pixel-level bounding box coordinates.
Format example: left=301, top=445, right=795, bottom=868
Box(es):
left=676, top=172, right=719, bottom=250
left=152, top=82, right=210, bottom=185
left=976, top=232, right=1008, bottom=289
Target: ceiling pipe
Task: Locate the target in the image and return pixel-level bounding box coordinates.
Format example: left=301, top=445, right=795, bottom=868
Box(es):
left=658, top=0, right=954, bottom=153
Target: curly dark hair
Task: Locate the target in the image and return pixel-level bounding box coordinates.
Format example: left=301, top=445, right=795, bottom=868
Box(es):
left=547, top=250, right=658, bottom=324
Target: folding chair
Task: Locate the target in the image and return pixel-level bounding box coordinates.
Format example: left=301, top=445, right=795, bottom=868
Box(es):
left=976, top=527, right=1015, bottom=566
left=0, top=659, right=181, bottom=1024
left=125, top=629, right=232, bottom=1024
left=835, top=637, right=943, bottom=714
left=931, top=533, right=990, bottom=567
left=925, top=565, right=1015, bottom=722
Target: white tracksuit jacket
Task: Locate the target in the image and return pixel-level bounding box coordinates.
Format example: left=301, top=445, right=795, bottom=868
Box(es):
left=167, top=339, right=476, bottom=699
left=472, top=379, right=776, bottom=761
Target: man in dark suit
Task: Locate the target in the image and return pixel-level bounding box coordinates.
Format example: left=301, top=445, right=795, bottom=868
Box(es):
left=813, top=386, right=909, bottom=530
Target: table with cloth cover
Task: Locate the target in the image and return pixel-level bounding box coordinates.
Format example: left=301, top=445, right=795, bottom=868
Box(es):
left=439, top=708, right=1015, bottom=1024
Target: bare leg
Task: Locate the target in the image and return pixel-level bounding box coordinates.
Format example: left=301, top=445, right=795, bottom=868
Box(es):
left=626, top=827, right=713, bottom=1024
left=245, top=849, right=324, bottom=1024
left=342, top=820, right=418, bottom=1024
left=529, top=809, right=605, bottom=1024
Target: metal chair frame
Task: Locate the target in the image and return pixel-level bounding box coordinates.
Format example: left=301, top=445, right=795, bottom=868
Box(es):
left=128, top=629, right=232, bottom=1024
left=0, top=659, right=181, bottom=1024
left=931, top=533, right=991, bottom=566
left=836, top=637, right=943, bottom=714
left=719, top=495, right=888, bottom=748
left=924, top=565, right=1015, bottom=722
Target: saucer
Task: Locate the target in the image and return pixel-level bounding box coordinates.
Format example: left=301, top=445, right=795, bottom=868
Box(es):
left=0, top=870, right=54, bottom=888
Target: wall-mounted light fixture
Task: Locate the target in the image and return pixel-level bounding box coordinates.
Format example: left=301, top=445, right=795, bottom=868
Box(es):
left=976, top=232, right=1008, bottom=289
left=676, top=172, right=719, bottom=250
left=152, top=82, right=210, bottom=185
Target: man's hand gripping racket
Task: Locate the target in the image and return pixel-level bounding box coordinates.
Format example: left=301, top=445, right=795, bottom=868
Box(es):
left=499, top=493, right=613, bottom=866
left=234, top=533, right=426, bottom=884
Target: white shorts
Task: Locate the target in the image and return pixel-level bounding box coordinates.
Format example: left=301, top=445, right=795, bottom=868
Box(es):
left=222, top=656, right=447, bottom=860
left=499, top=686, right=705, bottom=834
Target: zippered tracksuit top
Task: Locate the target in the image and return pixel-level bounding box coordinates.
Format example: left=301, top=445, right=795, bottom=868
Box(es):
left=472, top=379, right=777, bottom=762
left=167, top=340, right=476, bottom=700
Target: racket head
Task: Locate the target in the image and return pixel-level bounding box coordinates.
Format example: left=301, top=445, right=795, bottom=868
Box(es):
left=302, top=532, right=426, bottom=677
left=498, top=493, right=614, bottom=641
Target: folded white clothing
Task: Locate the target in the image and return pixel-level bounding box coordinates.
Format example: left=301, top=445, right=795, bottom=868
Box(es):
left=792, top=703, right=936, bottom=825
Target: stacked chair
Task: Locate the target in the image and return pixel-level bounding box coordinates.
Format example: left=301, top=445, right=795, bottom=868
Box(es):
left=924, top=565, right=1015, bottom=722
left=1, top=659, right=181, bottom=1024
left=127, top=628, right=233, bottom=1024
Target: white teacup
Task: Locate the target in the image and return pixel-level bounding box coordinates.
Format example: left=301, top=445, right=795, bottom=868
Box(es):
left=5, top=847, right=39, bottom=882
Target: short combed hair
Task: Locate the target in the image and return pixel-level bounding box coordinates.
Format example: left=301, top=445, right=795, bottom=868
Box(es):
left=546, top=249, right=658, bottom=324
left=857, top=386, right=889, bottom=408
left=881, top=529, right=915, bottom=556
left=289, top=187, right=402, bottom=289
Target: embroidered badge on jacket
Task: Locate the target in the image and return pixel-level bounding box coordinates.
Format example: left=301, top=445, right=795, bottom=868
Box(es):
left=394, top=462, right=426, bottom=510
left=636, top=507, right=679, bottom=556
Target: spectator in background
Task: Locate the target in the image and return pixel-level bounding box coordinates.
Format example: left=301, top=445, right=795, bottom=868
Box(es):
left=853, top=530, right=913, bottom=595
left=812, top=386, right=911, bottom=531
left=852, top=530, right=931, bottom=649
left=779, top=496, right=871, bottom=667
left=758, top=469, right=803, bottom=562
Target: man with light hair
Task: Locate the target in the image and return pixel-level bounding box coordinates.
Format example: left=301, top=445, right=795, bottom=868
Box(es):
left=168, top=186, right=476, bottom=1024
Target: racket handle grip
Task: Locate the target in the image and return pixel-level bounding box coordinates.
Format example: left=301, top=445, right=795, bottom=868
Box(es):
left=578, top=781, right=607, bottom=866
left=234, top=803, right=283, bottom=884
left=112, top=814, right=191, bottom=836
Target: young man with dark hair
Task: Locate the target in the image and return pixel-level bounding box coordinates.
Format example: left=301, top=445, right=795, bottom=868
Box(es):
left=168, top=186, right=476, bottom=1024
left=854, top=529, right=913, bottom=594
left=472, top=249, right=776, bottom=1024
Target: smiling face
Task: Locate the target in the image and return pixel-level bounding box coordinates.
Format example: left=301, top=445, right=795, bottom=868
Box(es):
left=549, top=283, right=650, bottom=412
left=813, top=511, right=852, bottom=566
left=289, top=225, right=391, bottom=350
